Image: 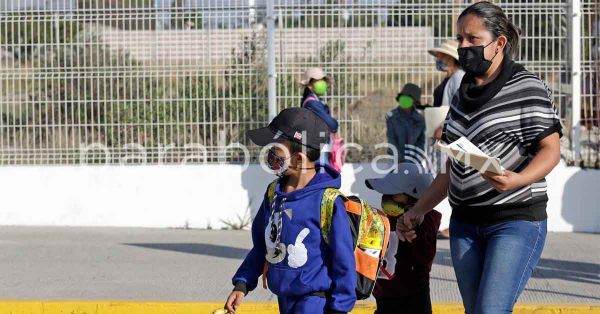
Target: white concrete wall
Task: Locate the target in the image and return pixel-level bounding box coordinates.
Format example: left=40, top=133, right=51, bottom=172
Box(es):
left=0, top=161, right=598, bottom=232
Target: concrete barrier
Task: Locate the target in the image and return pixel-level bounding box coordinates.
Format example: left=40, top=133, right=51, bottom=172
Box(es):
left=0, top=161, right=598, bottom=232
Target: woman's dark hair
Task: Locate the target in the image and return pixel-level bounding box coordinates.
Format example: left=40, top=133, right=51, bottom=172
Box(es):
left=289, top=140, right=321, bottom=162
left=458, top=1, right=521, bottom=58
left=302, top=86, right=312, bottom=99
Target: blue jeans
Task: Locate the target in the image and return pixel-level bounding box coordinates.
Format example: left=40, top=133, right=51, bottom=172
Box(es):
left=449, top=218, right=547, bottom=314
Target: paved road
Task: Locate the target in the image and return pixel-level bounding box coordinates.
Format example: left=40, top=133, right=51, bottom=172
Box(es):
left=0, top=227, right=598, bottom=304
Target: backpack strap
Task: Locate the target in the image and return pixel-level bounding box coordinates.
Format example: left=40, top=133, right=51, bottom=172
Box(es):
left=267, top=179, right=278, bottom=205
left=319, top=188, right=344, bottom=245
left=302, top=96, right=319, bottom=107
left=378, top=208, right=391, bottom=259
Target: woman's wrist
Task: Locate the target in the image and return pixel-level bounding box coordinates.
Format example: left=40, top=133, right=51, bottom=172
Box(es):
left=411, top=204, right=430, bottom=217
left=515, top=171, right=530, bottom=188
left=513, top=167, right=537, bottom=189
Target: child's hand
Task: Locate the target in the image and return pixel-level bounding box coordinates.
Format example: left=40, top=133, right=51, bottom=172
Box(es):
left=396, top=229, right=417, bottom=243
left=396, top=217, right=409, bottom=242
left=396, top=211, right=424, bottom=242
left=397, top=211, right=424, bottom=233
left=224, top=291, right=245, bottom=313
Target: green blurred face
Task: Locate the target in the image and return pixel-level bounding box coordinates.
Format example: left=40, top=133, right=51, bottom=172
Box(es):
left=312, top=80, right=328, bottom=96
left=398, top=95, right=414, bottom=109
left=380, top=194, right=415, bottom=217
left=381, top=195, right=405, bottom=217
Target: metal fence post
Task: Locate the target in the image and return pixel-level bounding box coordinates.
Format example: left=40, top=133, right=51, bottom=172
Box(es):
left=571, top=0, right=582, bottom=163
left=266, top=0, right=277, bottom=121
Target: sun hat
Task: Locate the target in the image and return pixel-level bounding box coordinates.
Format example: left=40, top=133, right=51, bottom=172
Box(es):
left=428, top=39, right=460, bottom=62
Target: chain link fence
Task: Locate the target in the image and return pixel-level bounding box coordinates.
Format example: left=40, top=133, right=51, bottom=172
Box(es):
left=0, top=0, right=598, bottom=167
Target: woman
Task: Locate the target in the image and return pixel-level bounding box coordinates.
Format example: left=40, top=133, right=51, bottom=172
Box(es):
left=299, top=68, right=339, bottom=167
left=398, top=2, right=562, bottom=313
left=299, top=68, right=338, bottom=133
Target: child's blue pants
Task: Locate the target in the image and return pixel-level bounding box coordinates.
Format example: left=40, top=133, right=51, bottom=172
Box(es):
left=277, top=294, right=327, bottom=314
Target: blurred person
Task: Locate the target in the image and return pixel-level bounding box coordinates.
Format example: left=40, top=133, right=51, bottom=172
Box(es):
left=386, top=83, right=426, bottom=162
left=300, top=68, right=345, bottom=172
left=428, top=39, right=465, bottom=238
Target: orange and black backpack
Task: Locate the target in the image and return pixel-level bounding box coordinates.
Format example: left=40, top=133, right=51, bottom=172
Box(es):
left=265, top=180, right=391, bottom=299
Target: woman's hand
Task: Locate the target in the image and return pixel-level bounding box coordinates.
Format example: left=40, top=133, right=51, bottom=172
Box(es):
left=481, top=133, right=561, bottom=193
left=396, top=211, right=425, bottom=242
left=433, top=127, right=443, bottom=140
left=224, top=291, right=245, bottom=313
left=481, top=170, right=526, bottom=192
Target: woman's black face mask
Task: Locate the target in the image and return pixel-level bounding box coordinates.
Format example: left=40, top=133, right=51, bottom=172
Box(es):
left=457, top=41, right=497, bottom=77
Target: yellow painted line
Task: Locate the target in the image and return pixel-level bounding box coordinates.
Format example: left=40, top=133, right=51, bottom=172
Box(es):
left=0, top=301, right=597, bottom=314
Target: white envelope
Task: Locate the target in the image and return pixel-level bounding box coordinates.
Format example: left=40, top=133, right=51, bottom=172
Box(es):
left=435, top=137, right=505, bottom=175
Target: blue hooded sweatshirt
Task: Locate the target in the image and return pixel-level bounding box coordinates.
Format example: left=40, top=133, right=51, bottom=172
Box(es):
left=232, top=164, right=356, bottom=313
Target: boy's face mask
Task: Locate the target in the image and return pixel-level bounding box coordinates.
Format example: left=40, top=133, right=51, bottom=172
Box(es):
left=312, top=80, right=328, bottom=96
left=435, top=59, right=448, bottom=72
left=267, top=149, right=292, bottom=177
left=381, top=195, right=407, bottom=217
left=398, top=95, right=414, bottom=109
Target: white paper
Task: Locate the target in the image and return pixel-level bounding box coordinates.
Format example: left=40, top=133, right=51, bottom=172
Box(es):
left=435, top=137, right=505, bottom=175
left=448, top=136, right=487, bottom=156
left=424, top=106, right=450, bottom=138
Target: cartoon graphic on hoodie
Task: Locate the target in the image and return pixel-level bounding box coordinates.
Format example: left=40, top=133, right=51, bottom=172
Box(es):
left=231, top=163, right=356, bottom=314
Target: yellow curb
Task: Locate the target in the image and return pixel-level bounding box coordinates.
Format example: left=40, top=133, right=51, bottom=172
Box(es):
left=0, top=301, right=597, bottom=314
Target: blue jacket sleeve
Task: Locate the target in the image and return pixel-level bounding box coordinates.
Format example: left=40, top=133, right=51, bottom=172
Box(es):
left=231, top=195, right=268, bottom=294
left=415, top=119, right=426, bottom=153
left=386, top=115, right=401, bottom=157
left=304, top=100, right=339, bottom=133
left=327, top=197, right=357, bottom=313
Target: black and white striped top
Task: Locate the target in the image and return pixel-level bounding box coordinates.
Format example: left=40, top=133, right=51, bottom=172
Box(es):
left=442, top=60, right=562, bottom=224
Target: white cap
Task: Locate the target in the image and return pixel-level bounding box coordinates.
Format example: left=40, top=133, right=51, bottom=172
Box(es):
left=428, top=39, right=460, bottom=62
left=300, top=67, right=333, bottom=86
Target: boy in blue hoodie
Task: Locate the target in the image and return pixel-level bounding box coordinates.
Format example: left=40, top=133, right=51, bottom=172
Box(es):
left=224, top=108, right=356, bottom=314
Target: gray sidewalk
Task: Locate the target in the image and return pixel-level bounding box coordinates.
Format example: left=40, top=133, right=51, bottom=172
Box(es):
left=0, top=227, right=597, bottom=303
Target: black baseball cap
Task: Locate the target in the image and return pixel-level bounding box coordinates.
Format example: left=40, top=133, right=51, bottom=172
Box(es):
left=247, top=108, right=330, bottom=150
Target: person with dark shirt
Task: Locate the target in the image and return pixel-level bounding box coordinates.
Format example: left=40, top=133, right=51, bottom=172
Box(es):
left=386, top=84, right=426, bottom=161
left=429, top=39, right=465, bottom=110
left=427, top=39, right=464, bottom=238
left=365, top=163, right=441, bottom=314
